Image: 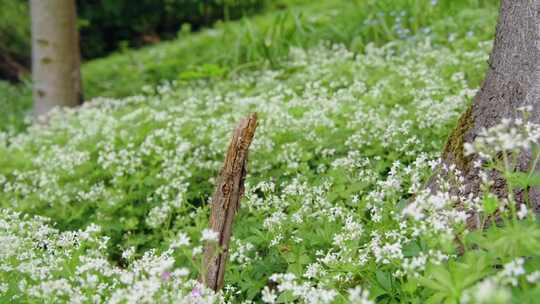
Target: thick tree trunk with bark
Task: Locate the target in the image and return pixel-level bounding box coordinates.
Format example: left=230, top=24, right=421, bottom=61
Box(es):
left=31, top=0, right=83, bottom=117
left=432, top=0, right=540, bottom=214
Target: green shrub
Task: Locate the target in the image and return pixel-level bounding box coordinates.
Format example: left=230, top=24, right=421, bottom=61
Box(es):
left=0, top=0, right=30, bottom=59
left=0, top=0, right=274, bottom=63
left=0, top=80, right=32, bottom=133
left=76, top=0, right=273, bottom=59
left=0, top=0, right=31, bottom=81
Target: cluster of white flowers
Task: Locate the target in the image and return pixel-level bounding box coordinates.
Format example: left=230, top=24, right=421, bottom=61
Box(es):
left=0, top=210, right=222, bottom=303
left=461, top=278, right=511, bottom=304
left=461, top=257, right=536, bottom=304
left=0, top=31, right=513, bottom=303
left=348, top=286, right=374, bottom=304
left=464, top=112, right=540, bottom=159
left=499, top=257, right=526, bottom=286
left=265, top=273, right=337, bottom=304
left=201, top=228, right=220, bottom=242
left=229, top=238, right=259, bottom=266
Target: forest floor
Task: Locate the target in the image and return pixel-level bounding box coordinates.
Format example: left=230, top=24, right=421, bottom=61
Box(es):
left=2, top=1, right=540, bottom=303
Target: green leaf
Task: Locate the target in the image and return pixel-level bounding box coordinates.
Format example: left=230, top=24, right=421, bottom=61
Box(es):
left=369, top=283, right=387, bottom=299
left=482, top=194, right=499, bottom=214
left=376, top=270, right=392, bottom=291
left=402, top=241, right=421, bottom=257
left=298, top=254, right=310, bottom=265
left=429, top=265, right=453, bottom=291
left=277, top=291, right=296, bottom=303
left=425, top=292, right=447, bottom=304
left=506, top=172, right=540, bottom=188
left=403, top=278, right=418, bottom=294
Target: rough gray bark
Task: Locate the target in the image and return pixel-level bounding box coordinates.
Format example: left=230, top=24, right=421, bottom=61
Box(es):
left=31, top=0, right=83, bottom=117
left=202, top=113, right=258, bottom=291
left=432, top=0, right=540, bottom=215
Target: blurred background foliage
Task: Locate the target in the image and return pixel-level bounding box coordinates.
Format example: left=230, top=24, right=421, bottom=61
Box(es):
left=0, top=0, right=279, bottom=81
left=76, top=0, right=273, bottom=59
left=0, top=0, right=498, bottom=134
left=0, top=0, right=30, bottom=82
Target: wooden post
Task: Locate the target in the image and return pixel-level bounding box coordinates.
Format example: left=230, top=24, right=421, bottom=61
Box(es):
left=202, top=113, right=258, bottom=291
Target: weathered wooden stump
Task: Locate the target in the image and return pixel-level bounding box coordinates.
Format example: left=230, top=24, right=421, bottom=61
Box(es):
left=202, top=113, right=258, bottom=291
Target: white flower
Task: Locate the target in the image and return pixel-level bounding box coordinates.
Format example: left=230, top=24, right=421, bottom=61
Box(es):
left=304, top=263, right=323, bottom=279
left=261, top=286, right=277, bottom=303
left=517, top=204, right=528, bottom=220
left=468, top=278, right=511, bottom=304
left=0, top=283, right=8, bottom=293
left=201, top=229, right=219, bottom=242
left=171, top=232, right=191, bottom=248
left=526, top=271, right=540, bottom=283
left=146, top=204, right=171, bottom=228
left=192, top=246, right=203, bottom=256
left=348, top=286, right=373, bottom=304
left=122, top=246, right=136, bottom=260
left=499, top=258, right=525, bottom=286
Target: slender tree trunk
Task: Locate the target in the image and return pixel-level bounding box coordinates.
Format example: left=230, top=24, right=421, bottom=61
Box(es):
left=31, top=0, right=83, bottom=117
left=432, top=0, right=540, bottom=215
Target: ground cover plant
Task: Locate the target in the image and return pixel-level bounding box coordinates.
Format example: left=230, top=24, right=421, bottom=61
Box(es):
left=0, top=0, right=497, bottom=134
left=3, top=35, right=540, bottom=303
left=2, top=0, right=540, bottom=303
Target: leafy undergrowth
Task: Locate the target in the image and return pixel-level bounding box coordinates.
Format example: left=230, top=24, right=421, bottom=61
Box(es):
left=0, top=0, right=497, bottom=133
left=2, top=1, right=540, bottom=303
left=3, top=27, right=540, bottom=302
left=81, top=0, right=497, bottom=99
left=0, top=80, right=32, bottom=133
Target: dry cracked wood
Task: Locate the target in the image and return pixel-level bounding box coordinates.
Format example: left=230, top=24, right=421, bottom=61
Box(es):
left=202, top=113, right=258, bottom=291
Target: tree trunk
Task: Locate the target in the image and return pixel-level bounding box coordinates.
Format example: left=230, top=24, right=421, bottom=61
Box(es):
left=202, top=113, right=258, bottom=291
left=432, top=0, right=540, bottom=216
left=31, top=0, right=83, bottom=117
